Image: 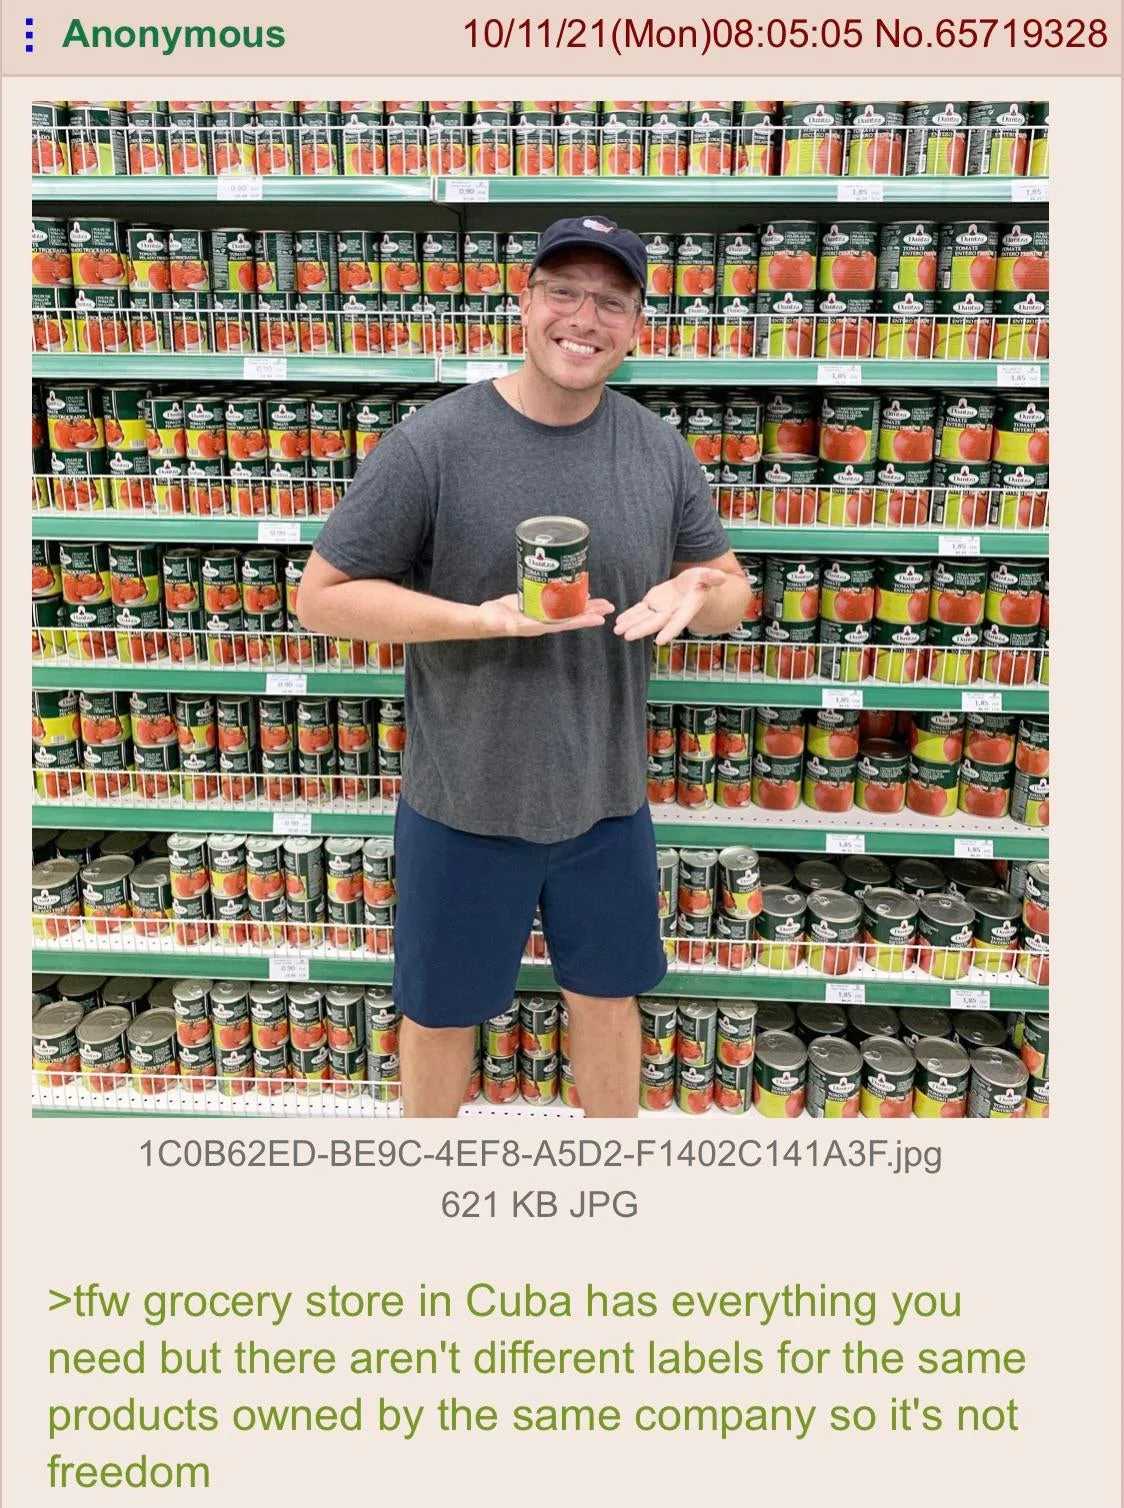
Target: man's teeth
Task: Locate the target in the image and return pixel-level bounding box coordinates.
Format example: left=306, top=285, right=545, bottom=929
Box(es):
left=559, top=339, right=596, bottom=355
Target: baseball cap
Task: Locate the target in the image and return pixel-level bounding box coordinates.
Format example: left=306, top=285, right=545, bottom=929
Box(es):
left=531, top=216, right=647, bottom=291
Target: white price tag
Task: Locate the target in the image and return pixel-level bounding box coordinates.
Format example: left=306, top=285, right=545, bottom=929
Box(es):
left=938, top=534, right=981, bottom=557
left=823, top=689, right=863, bottom=710
left=817, top=363, right=862, bottom=385
left=217, top=175, right=264, bottom=201
left=444, top=178, right=490, bottom=202
left=954, top=838, right=994, bottom=859
left=460, top=361, right=510, bottom=383
left=268, top=954, right=310, bottom=982
left=273, top=811, right=313, bottom=836
left=1010, top=180, right=1047, bottom=202
left=996, top=363, right=1042, bottom=387
left=951, top=988, right=991, bottom=1011
left=826, top=833, right=866, bottom=855
left=257, top=520, right=301, bottom=545
left=826, top=982, right=866, bottom=1005
left=265, top=672, right=307, bottom=695
left=961, top=691, right=1003, bottom=713
left=837, top=182, right=884, bottom=202
left=243, top=356, right=287, bottom=380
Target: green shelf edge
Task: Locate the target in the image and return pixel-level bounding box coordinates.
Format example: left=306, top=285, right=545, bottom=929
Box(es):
left=33, top=175, right=434, bottom=203
left=29, top=949, right=1048, bottom=1009
left=30, top=664, right=1048, bottom=712
left=30, top=513, right=1050, bottom=559
left=33, top=174, right=1046, bottom=206
left=29, top=803, right=1048, bottom=859
left=32, top=354, right=1048, bottom=389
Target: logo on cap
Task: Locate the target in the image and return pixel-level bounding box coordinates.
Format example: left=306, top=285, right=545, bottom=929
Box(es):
left=582, top=218, right=616, bottom=234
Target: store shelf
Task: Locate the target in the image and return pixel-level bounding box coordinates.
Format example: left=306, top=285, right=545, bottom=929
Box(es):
left=443, top=356, right=1049, bottom=388
left=32, top=354, right=1049, bottom=388
left=30, top=663, right=1048, bottom=713
left=30, top=798, right=1048, bottom=859
left=31, top=355, right=436, bottom=383
left=31, top=513, right=1050, bottom=558
left=30, top=944, right=1048, bottom=1010
left=33, top=174, right=1047, bottom=207
left=433, top=175, right=1046, bottom=205
left=32, top=175, right=434, bottom=203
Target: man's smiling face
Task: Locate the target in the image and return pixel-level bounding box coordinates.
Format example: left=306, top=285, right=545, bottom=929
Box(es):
left=518, top=247, right=644, bottom=394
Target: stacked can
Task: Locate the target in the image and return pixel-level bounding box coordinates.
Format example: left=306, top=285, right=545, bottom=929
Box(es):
left=362, top=837, right=396, bottom=956
left=675, top=704, right=716, bottom=808
left=43, top=379, right=109, bottom=511
left=903, top=102, right=969, bottom=177
left=675, top=849, right=717, bottom=965
left=32, top=688, right=81, bottom=799
left=1018, top=862, right=1049, bottom=985
left=714, top=848, right=764, bottom=972
left=1011, top=718, right=1048, bottom=828
left=934, top=219, right=998, bottom=358
left=752, top=705, right=804, bottom=812
left=817, top=389, right=879, bottom=524
left=714, top=395, right=762, bottom=519
left=981, top=556, right=1045, bottom=686
left=723, top=554, right=764, bottom=675
left=481, top=1000, right=519, bottom=1103
left=871, top=557, right=930, bottom=685
left=654, top=848, right=678, bottom=959
left=639, top=996, right=677, bottom=1109
left=753, top=1029, right=807, bottom=1116
left=362, top=985, right=400, bottom=1103
left=673, top=231, right=716, bottom=356
left=990, top=393, right=1049, bottom=535
left=756, top=219, right=817, bottom=357
left=875, top=391, right=936, bottom=523
left=932, top=390, right=995, bottom=527
left=802, top=704, right=860, bottom=815
left=734, top=101, right=778, bottom=176
left=818, top=556, right=874, bottom=684
left=874, top=219, right=936, bottom=357
left=763, top=554, right=820, bottom=681
left=993, top=221, right=1048, bottom=361
left=815, top=220, right=877, bottom=357
left=58, top=539, right=115, bottom=662
left=32, top=212, right=79, bottom=353
left=517, top=995, right=559, bottom=1103
left=846, top=101, right=904, bottom=176
left=714, top=231, right=759, bottom=357
left=712, top=1003, right=759, bottom=1111
left=675, top=1000, right=717, bottom=1112
left=759, top=389, right=817, bottom=524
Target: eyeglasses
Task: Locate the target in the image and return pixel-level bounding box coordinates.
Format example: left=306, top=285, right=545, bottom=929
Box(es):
left=528, top=278, right=641, bottom=325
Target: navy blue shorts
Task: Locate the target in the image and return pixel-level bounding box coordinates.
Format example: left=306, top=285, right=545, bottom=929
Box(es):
left=392, top=799, right=668, bottom=1028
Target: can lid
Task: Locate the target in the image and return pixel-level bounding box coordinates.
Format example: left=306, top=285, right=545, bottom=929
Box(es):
left=796, top=862, right=844, bottom=892
left=898, top=1007, right=952, bottom=1038
left=325, top=985, right=364, bottom=1006
left=287, top=984, right=324, bottom=1007
left=860, top=1034, right=915, bottom=1075
left=132, top=857, right=171, bottom=887
left=841, top=856, right=892, bottom=887
left=850, top=1004, right=901, bottom=1036
left=249, top=983, right=287, bottom=1005
left=717, top=1003, right=758, bottom=1023
left=678, top=1001, right=718, bottom=1021
left=970, top=1045, right=1029, bottom=1091
left=58, top=974, right=107, bottom=997
left=516, top=516, right=590, bottom=548
left=918, top=892, right=975, bottom=928
left=760, top=885, right=807, bottom=921
left=807, top=888, right=862, bottom=926
left=362, top=837, right=395, bottom=860
left=325, top=837, right=365, bottom=858
left=914, top=1036, right=970, bottom=1077
left=76, top=1004, right=133, bottom=1046
left=966, top=885, right=1021, bottom=922
left=864, top=886, right=919, bottom=924
left=127, top=1007, right=177, bottom=1048
left=168, top=831, right=208, bottom=856
left=796, top=1001, right=844, bottom=1037
left=32, top=1000, right=85, bottom=1038
left=955, top=1013, right=1006, bottom=1049
left=718, top=845, right=760, bottom=873
left=808, top=1036, right=862, bottom=1076
left=209, top=980, right=247, bottom=1006
left=894, top=856, right=948, bottom=893
left=102, top=977, right=154, bottom=1007
left=756, top=1002, right=796, bottom=1033
left=32, top=857, right=80, bottom=887
left=755, top=1029, right=807, bottom=1072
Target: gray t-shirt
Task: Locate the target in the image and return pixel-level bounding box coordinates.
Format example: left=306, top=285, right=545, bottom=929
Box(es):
left=313, top=381, right=728, bottom=842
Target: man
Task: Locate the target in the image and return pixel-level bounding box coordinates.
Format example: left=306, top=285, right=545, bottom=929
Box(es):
left=298, top=215, right=750, bottom=1118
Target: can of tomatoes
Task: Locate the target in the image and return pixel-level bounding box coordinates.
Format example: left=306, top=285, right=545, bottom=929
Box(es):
left=127, top=1009, right=178, bottom=1094
left=1011, top=719, right=1049, bottom=827
left=752, top=1030, right=807, bottom=1117
left=169, top=978, right=211, bottom=1051
left=78, top=854, right=134, bottom=933
left=515, top=517, right=590, bottom=622
left=915, top=893, right=974, bottom=980
left=861, top=887, right=917, bottom=972
left=714, top=847, right=762, bottom=920
left=77, top=1005, right=132, bottom=1093
left=967, top=886, right=1021, bottom=972
left=967, top=101, right=1030, bottom=177
left=817, top=221, right=878, bottom=293
left=129, top=858, right=172, bottom=938
left=638, top=1055, right=675, bottom=1111
left=856, top=738, right=905, bottom=820
left=805, top=1036, right=862, bottom=1118
left=804, top=890, right=861, bottom=975
left=967, top=1047, right=1028, bottom=1118
left=677, top=752, right=715, bottom=806
left=857, top=1036, right=915, bottom=1118
left=754, top=886, right=806, bottom=970
left=908, top=1037, right=969, bottom=1118
left=32, top=1001, right=85, bottom=1087
left=957, top=755, right=1014, bottom=820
